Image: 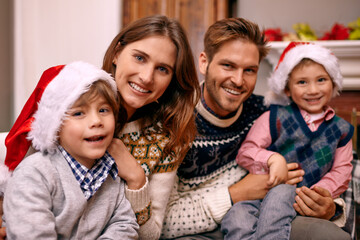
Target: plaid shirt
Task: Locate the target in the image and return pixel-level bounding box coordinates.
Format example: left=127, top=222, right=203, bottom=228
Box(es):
left=58, top=146, right=118, bottom=200
left=342, top=150, right=360, bottom=240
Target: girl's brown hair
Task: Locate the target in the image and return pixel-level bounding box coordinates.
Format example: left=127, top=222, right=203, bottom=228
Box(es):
left=102, top=15, right=200, bottom=160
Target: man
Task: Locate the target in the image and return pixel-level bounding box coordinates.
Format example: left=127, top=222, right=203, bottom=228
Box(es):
left=161, top=17, right=352, bottom=240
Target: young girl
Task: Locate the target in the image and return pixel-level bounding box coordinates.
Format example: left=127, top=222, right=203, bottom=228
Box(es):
left=2, top=61, right=138, bottom=239
left=226, top=42, right=354, bottom=240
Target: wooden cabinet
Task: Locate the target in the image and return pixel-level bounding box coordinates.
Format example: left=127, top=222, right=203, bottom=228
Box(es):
left=122, top=0, right=236, bottom=79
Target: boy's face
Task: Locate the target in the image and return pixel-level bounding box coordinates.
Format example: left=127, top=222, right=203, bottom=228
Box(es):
left=285, top=62, right=334, bottom=114
left=200, top=39, right=259, bottom=117
left=58, top=96, right=115, bottom=168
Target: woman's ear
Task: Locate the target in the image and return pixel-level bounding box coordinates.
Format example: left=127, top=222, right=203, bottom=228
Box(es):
left=199, top=52, right=208, bottom=75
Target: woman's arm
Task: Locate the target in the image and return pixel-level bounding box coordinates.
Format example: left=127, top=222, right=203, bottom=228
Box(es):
left=109, top=138, right=178, bottom=240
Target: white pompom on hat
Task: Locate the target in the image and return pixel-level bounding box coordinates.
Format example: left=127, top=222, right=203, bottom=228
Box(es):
left=264, top=41, right=343, bottom=106
left=0, top=61, right=117, bottom=194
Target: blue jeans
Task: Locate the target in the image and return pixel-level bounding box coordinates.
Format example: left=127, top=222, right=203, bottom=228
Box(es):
left=221, top=184, right=296, bottom=240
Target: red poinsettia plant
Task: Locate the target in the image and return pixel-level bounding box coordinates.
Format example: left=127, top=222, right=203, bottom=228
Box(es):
left=264, top=28, right=283, bottom=41
left=319, top=23, right=350, bottom=40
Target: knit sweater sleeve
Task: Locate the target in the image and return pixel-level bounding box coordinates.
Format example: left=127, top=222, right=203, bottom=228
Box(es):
left=161, top=176, right=233, bottom=239
left=126, top=170, right=178, bottom=240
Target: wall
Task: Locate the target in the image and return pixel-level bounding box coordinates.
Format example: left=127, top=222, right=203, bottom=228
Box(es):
left=237, top=0, right=360, bottom=96
left=0, top=0, right=13, bottom=132
left=0, top=0, right=121, bottom=132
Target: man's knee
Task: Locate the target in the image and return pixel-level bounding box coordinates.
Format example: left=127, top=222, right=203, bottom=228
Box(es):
left=290, top=216, right=351, bottom=240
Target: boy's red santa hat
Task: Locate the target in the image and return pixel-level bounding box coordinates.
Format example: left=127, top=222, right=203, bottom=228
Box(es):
left=264, top=41, right=343, bottom=106
left=0, top=61, right=117, bottom=194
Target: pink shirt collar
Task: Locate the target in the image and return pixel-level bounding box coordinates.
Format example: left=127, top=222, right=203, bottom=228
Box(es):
left=299, top=105, right=335, bottom=124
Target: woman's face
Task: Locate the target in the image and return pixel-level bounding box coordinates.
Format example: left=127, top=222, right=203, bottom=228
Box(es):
left=113, top=35, right=177, bottom=119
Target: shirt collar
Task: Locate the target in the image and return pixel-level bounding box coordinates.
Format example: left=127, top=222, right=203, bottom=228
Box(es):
left=299, top=105, right=335, bottom=123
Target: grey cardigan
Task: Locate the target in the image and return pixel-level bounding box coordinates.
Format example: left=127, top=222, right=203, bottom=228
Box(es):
left=4, top=151, right=138, bottom=239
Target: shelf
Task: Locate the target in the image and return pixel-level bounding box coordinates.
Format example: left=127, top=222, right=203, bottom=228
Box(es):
left=266, top=40, right=360, bottom=90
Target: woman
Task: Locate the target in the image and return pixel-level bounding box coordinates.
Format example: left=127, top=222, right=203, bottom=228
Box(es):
left=103, top=15, right=200, bottom=239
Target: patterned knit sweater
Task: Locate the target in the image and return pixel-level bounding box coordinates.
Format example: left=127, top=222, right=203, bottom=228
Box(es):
left=118, top=120, right=182, bottom=240
left=161, top=94, right=267, bottom=238
left=268, top=103, right=354, bottom=188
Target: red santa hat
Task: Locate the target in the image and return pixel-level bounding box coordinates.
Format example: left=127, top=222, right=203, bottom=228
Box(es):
left=264, top=41, right=343, bottom=106
left=0, top=61, right=117, bottom=194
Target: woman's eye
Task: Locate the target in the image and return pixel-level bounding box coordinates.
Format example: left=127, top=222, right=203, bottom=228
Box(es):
left=158, top=66, right=169, bottom=74
left=135, top=55, right=144, bottom=62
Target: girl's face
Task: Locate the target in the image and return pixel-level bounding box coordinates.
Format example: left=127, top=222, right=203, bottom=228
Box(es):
left=113, top=35, right=177, bottom=119
left=285, top=62, right=334, bottom=114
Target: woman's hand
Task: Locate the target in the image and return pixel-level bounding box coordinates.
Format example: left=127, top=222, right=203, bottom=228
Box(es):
left=293, top=186, right=336, bottom=220
left=108, top=138, right=146, bottom=190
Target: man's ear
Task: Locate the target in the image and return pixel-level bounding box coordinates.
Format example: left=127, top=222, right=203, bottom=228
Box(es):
left=199, top=52, right=208, bottom=75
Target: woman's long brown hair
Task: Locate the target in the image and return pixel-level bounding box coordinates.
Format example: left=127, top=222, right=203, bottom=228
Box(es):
left=102, top=15, right=200, bottom=161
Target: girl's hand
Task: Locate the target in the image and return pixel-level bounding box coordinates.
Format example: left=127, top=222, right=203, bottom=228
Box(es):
left=108, top=138, right=146, bottom=190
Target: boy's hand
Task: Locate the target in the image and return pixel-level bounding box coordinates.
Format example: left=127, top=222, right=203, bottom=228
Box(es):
left=267, top=153, right=288, bottom=187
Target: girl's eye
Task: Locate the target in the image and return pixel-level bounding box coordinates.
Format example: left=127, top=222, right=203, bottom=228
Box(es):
left=318, top=77, right=326, bottom=82
left=99, top=108, right=109, bottom=113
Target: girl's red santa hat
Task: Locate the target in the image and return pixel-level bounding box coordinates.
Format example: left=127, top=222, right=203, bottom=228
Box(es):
left=264, top=41, right=343, bottom=106
left=0, top=61, right=117, bottom=194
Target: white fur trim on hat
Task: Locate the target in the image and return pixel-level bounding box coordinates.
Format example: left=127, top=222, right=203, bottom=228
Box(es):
left=264, top=43, right=343, bottom=106
left=27, top=61, right=117, bottom=154
left=0, top=163, right=12, bottom=195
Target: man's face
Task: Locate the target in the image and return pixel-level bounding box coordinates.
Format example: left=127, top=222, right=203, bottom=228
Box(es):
left=199, top=40, right=259, bottom=117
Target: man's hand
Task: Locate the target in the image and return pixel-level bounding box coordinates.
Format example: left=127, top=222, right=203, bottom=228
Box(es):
left=229, top=174, right=270, bottom=204
left=293, top=186, right=336, bottom=220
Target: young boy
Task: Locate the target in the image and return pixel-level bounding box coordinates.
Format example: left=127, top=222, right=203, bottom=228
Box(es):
left=1, top=61, right=139, bottom=239
left=223, top=42, right=354, bottom=240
